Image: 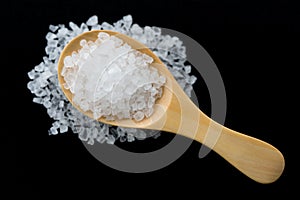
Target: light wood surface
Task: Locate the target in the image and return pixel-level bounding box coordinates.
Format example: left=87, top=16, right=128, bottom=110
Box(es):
left=57, top=30, right=284, bottom=183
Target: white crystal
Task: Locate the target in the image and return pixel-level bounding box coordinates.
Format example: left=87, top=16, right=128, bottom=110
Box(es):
left=133, top=111, right=144, bottom=121
left=86, top=15, right=98, bottom=26
left=33, top=97, right=43, bottom=104
left=106, top=135, right=115, bottom=144
left=46, top=32, right=57, bottom=40
left=49, top=25, right=59, bottom=32
left=101, top=22, right=114, bottom=30
left=131, top=24, right=143, bottom=35
left=60, top=125, right=68, bottom=133
left=123, top=15, right=132, bottom=23
left=184, top=65, right=191, bottom=74
left=188, top=75, right=197, bottom=84
left=50, top=127, right=58, bottom=135
left=79, top=128, right=88, bottom=141
left=69, top=22, right=79, bottom=31
left=97, top=32, right=110, bottom=41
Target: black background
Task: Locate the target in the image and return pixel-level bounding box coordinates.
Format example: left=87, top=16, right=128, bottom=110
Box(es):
left=3, top=0, right=297, bottom=198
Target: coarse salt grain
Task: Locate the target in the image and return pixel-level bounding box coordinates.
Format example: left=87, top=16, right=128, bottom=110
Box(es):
left=61, top=32, right=166, bottom=121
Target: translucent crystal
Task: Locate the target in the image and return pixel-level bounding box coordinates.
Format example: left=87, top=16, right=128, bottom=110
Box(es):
left=63, top=56, right=73, bottom=67
left=135, top=130, right=147, bottom=140
left=59, top=101, right=64, bottom=108
left=91, top=25, right=101, bottom=30
left=101, top=22, right=114, bottom=30
left=43, top=100, right=52, bottom=108
left=97, top=32, right=110, bottom=41
left=188, top=75, right=197, bottom=84
left=86, top=15, right=98, bottom=26
left=49, top=25, right=59, bottom=32
left=69, top=22, right=79, bottom=31
left=48, top=40, right=58, bottom=47
left=184, top=85, right=193, bottom=97
left=133, top=111, right=144, bottom=121
left=184, top=65, right=191, bottom=74
left=106, top=135, right=115, bottom=144
left=34, top=63, right=45, bottom=72
left=127, top=133, right=135, bottom=142
left=28, top=70, right=37, bottom=79
left=131, top=24, right=143, bottom=35
left=60, top=125, right=68, bottom=133
left=46, top=32, right=57, bottom=40
left=53, top=121, right=60, bottom=129
left=33, top=97, right=43, bottom=104
left=80, top=23, right=89, bottom=32
left=123, top=15, right=132, bottom=23
left=49, top=127, right=58, bottom=135
left=79, top=128, right=88, bottom=141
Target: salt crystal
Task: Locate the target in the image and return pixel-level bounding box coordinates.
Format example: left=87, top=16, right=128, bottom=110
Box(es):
left=123, top=15, right=132, bottom=23
left=48, top=40, right=58, bottom=47
left=49, top=25, right=59, bottom=32
left=137, top=101, right=145, bottom=110
left=144, top=26, right=154, bottom=40
left=177, top=79, right=186, bottom=89
left=97, top=32, right=110, bottom=41
left=33, top=97, right=43, bottom=104
left=46, top=32, right=57, bottom=40
left=91, top=25, right=101, bottom=30
left=80, top=23, right=89, bottom=32
left=106, top=135, right=115, bottom=144
left=57, top=28, right=68, bottom=36
left=60, top=125, right=68, bottom=133
left=79, top=39, right=87, bottom=47
left=135, top=130, right=147, bottom=140
left=28, top=70, right=37, bottom=79
left=86, top=15, right=98, bottom=26
left=127, top=133, right=135, bottom=142
left=69, top=22, right=79, bottom=31
left=188, top=75, right=197, bottom=84
left=43, top=100, right=52, bottom=108
left=49, top=49, right=59, bottom=60
left=133, top=111, right=144, bottom=121
left=50, top=127, right=58, bottom=135
left=184, top=65, right=191, bottom=74
left=45, top=46, right=54, bottom=54
left=79, top=128, right=88, bottom=141
left=34, top=63, right=45, bottom=72
left=63, top=56, right=73, bottom=67
left=53, top=121, right=60, bottom=129
left=59, top=101, right=64, bottom=108
left=184, top=85, right=193, bottom=97
left=101, top=22, right=114, bottom=30
left=96, top=133, right=106, bottom=143
left=152, top=26, right=161, bottom=36
left=130, top=24, right=143, bottom=35
left=35, top=89, right=47, bottom=97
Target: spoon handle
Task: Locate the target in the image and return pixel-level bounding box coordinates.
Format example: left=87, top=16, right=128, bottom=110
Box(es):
left=162, top=86, right=284, bottom=183
left=197, top=118, right=285, bottom=183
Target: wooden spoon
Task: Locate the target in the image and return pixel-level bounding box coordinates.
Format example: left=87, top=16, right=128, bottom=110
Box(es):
left=57, top=30, right=284, bottom=183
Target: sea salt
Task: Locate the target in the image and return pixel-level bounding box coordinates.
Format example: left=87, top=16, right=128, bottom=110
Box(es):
left=86, top=15, right=98, bottom=26
left=27, top=15, right=197, bottom=145
left=61, top=33, right=165, bottom=122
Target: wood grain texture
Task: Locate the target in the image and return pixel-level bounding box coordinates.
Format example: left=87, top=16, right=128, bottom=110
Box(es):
left=57, top=30, right=284, bottom=183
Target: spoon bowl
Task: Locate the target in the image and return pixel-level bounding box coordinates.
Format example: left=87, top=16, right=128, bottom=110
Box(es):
left=58, top=30, right=284, bottom=183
